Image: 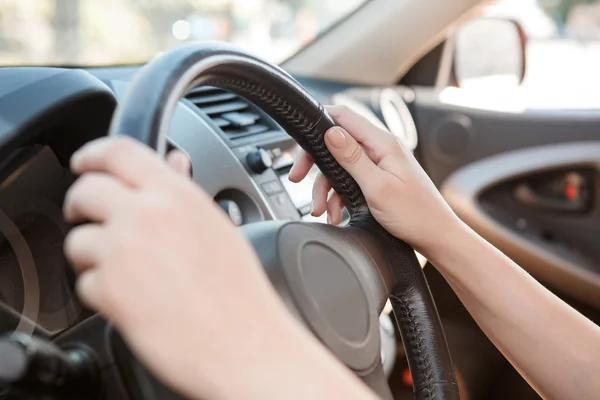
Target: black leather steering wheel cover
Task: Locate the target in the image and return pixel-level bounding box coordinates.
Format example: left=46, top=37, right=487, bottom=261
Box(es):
left=109, top=42, right=459, bottom=400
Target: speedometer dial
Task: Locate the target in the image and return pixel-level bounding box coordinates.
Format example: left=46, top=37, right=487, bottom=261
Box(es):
left=14, top=212, right=83, bottom=333
left=0, top=198, right=85, bottom=334
left=0, top=146, right=89, bottom=334
left=0, top=207, right=38, bottom=334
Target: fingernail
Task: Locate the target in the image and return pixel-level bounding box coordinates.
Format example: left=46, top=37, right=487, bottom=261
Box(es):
left=327, top=214, right=331, bottom=224
left=309, top=201, right=315, bottom=215
left=326, top=128, right=346, bottom=148
left=288, top=164, right=296, bottom=180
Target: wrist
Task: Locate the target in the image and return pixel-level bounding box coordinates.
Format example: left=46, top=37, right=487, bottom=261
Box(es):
left=417, top=213, right=472, bottom=266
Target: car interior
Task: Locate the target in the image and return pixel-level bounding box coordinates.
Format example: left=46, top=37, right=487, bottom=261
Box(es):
left=1, top=0, right=599, bottom=399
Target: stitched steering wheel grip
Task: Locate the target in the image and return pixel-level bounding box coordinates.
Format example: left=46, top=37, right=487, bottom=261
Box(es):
left=109, top=42, right=459, bottom=400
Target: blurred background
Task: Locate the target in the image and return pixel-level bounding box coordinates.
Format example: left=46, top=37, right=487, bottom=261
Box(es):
left=0, top=0, right=599, bottom=103
left=481, top=0, right=600, bottom=107
left=1, top=1, right=599, bottom=60
left=0, top=0, right=366, bottom=65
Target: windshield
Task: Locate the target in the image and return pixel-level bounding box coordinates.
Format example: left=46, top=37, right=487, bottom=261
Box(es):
left=0, top=0, right=369, bottom=67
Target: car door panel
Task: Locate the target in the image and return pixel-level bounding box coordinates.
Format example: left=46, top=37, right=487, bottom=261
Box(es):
left=412, top=89, right=600, bottom=308
left=412, top=88, right=600, bottom=185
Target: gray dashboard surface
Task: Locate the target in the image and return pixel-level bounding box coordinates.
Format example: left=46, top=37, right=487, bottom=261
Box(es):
left=0, top=67, right=65, bottom=97
left=113, top=78, right=277, bottom=220
left=0, top=67, right=278, bottom=223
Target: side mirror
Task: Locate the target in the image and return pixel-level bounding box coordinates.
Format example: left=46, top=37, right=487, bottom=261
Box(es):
left=453, top=18, right=527, bottom=89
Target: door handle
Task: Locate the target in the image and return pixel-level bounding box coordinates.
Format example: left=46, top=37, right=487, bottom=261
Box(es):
left=514, top=183, right=586, bottom=212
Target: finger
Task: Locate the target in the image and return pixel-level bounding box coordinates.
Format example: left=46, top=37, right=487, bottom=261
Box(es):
left=311, top=173, right=331, bottom=217
left=75, top=269, right=103, bottom=312
left=64, top=225, right=105, bottom=274
left=71, top=137, right=168, bottom=188
left=324, top=127, right=381, bottom=191
left=288, top=151, right=314, bottom=183
left=326, top=192, right=344, bottom=225
left=64, top=173, right=132, bottom=224
left=166, top=150, right=192, bottom=178
left=325, top=105, right=397, bottom=162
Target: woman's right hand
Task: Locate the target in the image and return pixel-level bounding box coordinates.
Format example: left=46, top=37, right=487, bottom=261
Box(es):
left=289, top=105, right=462, bottom=257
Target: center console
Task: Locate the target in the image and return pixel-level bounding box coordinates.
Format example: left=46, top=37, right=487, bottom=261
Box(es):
left=184, top=85, right=322, bottom=223
left=233, top=136, right=319, bottom=222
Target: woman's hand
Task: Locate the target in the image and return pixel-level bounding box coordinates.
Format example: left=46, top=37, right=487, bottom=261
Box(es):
left=63, top=137, right=376, bottom=400
left=294, top=107, right=600, bottom=400
left=64, top=137, right=286, bottom=398
left=289, top=105, right=460, bottom=257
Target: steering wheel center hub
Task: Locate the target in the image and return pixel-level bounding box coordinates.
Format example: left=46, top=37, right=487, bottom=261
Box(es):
left=300, top=242, right=369, bottom=342
left=276, top=222, right=381, bottom=372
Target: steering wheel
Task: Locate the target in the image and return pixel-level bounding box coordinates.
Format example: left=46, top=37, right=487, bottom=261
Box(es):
left=106, top=42, right=459, bottom=400
left=0, top=42, right=458, bottom=400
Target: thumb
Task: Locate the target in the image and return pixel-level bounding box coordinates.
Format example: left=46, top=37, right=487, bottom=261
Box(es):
left=166, top=150, right=192, bottom=178
left=324, top=127, right=380, bottom=191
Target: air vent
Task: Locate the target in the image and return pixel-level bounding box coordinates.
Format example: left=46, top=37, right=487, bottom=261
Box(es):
left=185, top=86, right=271, bottom=139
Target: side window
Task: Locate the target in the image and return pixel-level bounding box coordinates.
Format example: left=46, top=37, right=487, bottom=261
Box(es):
left=452, top=0, right=600, bottom=108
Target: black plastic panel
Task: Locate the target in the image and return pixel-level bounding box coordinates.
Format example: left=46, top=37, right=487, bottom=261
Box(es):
left=480, top=168, right=600, bottom=272
left=412, top=87, right=600, bottom=186
left=0, top=68, right=117, bottom=164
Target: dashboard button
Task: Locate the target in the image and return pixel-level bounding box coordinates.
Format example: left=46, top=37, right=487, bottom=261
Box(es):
left=246, top=149, right=273, bottom=174
left=274, top=194, right=286, bottom=206
left=217, top=200, right=243, bottom=226
left=261, top=181, right=282, bottom=195
left=269, top=194, right=300, bottom=220
left=299, top=204, right=312, bottom=216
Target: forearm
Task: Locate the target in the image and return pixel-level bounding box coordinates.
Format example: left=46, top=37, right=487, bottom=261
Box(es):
left=189, top=305, right=378, bottom=400
left=250, top=322, right=379, bottom=400
left=225, top=327, right=377, bottom=400
left=427, top=219, right=600, bottom=400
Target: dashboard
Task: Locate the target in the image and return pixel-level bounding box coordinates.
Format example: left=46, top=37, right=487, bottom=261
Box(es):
left=0, top=66, right=418, bottom=361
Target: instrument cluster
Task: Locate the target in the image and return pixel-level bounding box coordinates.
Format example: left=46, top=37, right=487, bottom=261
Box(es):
left=0, top=145, right=90, bottom=336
